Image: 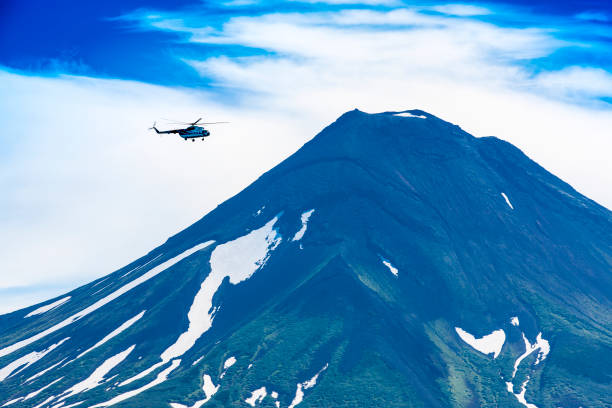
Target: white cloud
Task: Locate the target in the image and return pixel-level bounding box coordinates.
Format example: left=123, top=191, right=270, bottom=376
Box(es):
left=430, top=4, right=491, bottom=17
left=1, top=4, right=612, bottom=313
left=0, top=70, right=311, bottom=311
left=115, top=8, right=612, bottom=211
left=295, top=0, right=401, bottom=5
left=534, top=66, right=612, bottom=99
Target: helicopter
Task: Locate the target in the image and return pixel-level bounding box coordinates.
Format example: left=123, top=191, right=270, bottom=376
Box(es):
left=150, top=118, right=228, bottom=142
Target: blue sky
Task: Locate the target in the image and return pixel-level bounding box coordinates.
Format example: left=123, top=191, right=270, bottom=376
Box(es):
left=1, top=0, right=611, bottom=313
left=2, top=0, right=612, bottom=90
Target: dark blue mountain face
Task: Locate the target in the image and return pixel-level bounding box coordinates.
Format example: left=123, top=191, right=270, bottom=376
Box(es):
left=0, top=110, right=610, bottom=408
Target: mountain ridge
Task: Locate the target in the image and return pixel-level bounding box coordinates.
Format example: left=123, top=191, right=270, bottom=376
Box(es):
left=0, top=109, right=610, bottom=408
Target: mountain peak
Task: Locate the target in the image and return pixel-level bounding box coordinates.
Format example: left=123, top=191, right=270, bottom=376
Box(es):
left=282, top=108, right=473, bottom=171
left=0, top=111, right=610, bottom=408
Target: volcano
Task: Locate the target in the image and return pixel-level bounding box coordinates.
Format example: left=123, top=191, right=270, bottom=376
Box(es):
left=1, top=109, right=610, bottom=408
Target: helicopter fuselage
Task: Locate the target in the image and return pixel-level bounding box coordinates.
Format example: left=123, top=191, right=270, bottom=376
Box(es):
left=178, top=126, right=210, bottom=139
left=151, top=119, right=224, bottom=142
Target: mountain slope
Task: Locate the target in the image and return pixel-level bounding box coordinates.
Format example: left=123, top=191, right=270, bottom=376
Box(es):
left=0, top=109, right=610, bottom=408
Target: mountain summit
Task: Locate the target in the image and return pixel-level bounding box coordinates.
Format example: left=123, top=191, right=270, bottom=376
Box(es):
left=1, top=110, right=610, bottom=408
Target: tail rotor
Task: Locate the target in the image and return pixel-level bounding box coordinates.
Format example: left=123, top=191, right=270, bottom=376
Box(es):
left=149, top=122, right=161, bottom=134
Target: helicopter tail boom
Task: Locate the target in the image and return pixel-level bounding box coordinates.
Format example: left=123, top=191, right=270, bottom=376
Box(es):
left=149, top=122, right=178, bottom=134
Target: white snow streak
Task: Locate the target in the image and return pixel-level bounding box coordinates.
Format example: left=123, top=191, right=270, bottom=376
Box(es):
left=505, top=330, right=550, bottom=408
left=0, top=242, right=213, bottom=359
left=32, top=395, right=55, bottom=408
left=288, top=364, right=328, bottom=408
left=501, top=192, right=514, bottom=209
left=292, top=209, right=315, bottom=242
left=394, top=112, right=426, bottom=119
left=119, top=361, right=165, bottom=386
left=455, top=327, right=505, bottom=358
left=245, top=387, right=267, bottom=407
left=24, top=377, right=64, bottom=400
left=91, top=277, right=109, bottom=288
left=191, top=356, right=205, bottom=367
left=0, top=338, right=69, bottom=382
left=380, top=257, right=399, bottom=277
left=223, top=356, right=236, bottom=370
left=120, top=254, right=163, bottom=279
left=201, top=375, right=219, bottom=403
left=511, top=316, right=520, bottom=326
left=512, top=333, right=550, bottom=377
left=25, top=358, right=67, bottom=383
left=58, top=345, right=134, bottom=401
left=170, top=374, right=219, bottom=408
left=51, top=401, right=83, bottom=408
left=507, top=377, right=538, bottom=408
left=2, top=377, right=64, bottom=406
left=121, top=218, right=280, bottom=399
left=161, top=216, right=280, bottom=362
left=25, top=297, right=71, bottom=318
left=90, top=359, right=181, bottom=407
left=271, top=391, right=279, bottom=408
left=91, top=284, right=113, bottom=297
left=73, top=311, right=145, bottom=362
left=220, top=356, right=236, bottom=379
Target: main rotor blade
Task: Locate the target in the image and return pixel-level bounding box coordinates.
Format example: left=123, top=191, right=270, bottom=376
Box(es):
left=191, top=118, right=202, bottom=125
left=160, top=118, right=201, bottom=125
left=201, top=122, right=230, bottom=124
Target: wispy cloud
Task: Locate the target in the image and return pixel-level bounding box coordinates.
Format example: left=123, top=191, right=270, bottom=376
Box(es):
left=575, top=11, right=610, bottom=22
left=0, top=69, right=311, bottom=307
left=1, top=1, right=612, bottom=313
left=429, top=4, right=491, bottom=16
left=534, top=66, right=612, bottom=100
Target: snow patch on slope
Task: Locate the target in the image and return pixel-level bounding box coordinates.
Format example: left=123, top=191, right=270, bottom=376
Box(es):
left=116, top=216, right=281, bottom=404
left=120, top=254, right=163, bottom=279
left=0, top=337, right=69, bottom=382
left=245, top=387, right=267, bottom=407
left=292, top=209, right=314, bottom=242
left=0, top=242, right=214, bottom=359
left=380, top=256, right=398, bottom=277
left=25, top=297, right=71, bottom=318
left=160, top=216, right=281, bottom=362
left=51, top=401, right=83, bottom=408
left=455, top=327, right=505, bottom=358
left=288, top=363, right=328, bottom=408
left=25, top=358, right=67, bottom=383
left=119, top=361, right=165, bottom=386
left=220, top=356, right=236, bottom=379
left=394, top=112, right=427, bottom=119
left=504, top=329, right=550, bottom=408
left=170, top=374, right=219, bottom=408
left=24, top=376, right=64, bottom=400
left=4, top=376, right=64, bottom=405
left=57, top=345, right=135, bottom=402
left=223, top=356, right=236, bottom=370
left=512, top=333, right=550, bottom=377
left=270, top=391, right=279, bottom=408
left=191, top=356, right=205, bottom=367
left=501, top=192, right=514, bottom=209
left=74, top=311, right=145, bottom=362
left=511, top=316, right=519, bottom=326
left=91, top=359, right=181, bottom=407
left=506, top=377, right=538, bottom=408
